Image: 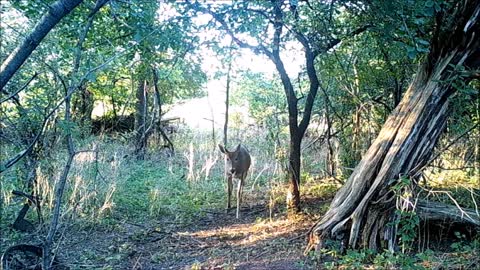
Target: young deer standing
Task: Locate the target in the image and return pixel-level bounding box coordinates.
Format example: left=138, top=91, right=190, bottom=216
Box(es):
left=218, top=144, right=251, bottom=219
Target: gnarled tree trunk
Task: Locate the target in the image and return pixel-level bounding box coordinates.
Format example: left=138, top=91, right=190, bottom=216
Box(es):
left=308, top=0, right=480, bottom=253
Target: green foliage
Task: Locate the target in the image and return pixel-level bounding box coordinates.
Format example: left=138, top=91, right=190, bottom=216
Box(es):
left=390, top=176, right=420, bottom=253
left=1, top=0, right=479, bottom=268
left=372, top=251, right=425, bottom=270
left=317, top=245, right=479, bottom=270
left=396, top=210, right=420, bottom=253
left=232, top=71, right=288, bottom=156
left=232, top=71, right=286, bottom=122
left=338, top=249, right=376, bottom=269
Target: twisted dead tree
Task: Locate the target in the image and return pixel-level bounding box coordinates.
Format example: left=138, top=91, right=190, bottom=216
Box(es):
left=307, top=0, right=480, bottom=254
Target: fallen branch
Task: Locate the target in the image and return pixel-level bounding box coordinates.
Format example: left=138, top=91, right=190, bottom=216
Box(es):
left=416, top=199, right=480, bottom=226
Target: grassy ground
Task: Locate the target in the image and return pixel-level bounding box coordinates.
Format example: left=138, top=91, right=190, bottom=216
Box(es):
left=0, top=129, right=330, bottom=269
left=1, top=129, right=479, bottom=269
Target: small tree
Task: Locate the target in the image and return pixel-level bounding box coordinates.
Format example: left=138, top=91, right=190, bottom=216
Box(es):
left=187, top=0, right=369, bottom=211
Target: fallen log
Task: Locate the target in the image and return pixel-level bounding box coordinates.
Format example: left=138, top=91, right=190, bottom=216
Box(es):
left=416, top=200, right=480, bottom=226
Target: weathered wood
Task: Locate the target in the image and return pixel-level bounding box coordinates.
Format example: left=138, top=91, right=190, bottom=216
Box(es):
left=307, top=0, right=480, bottom=253
left=416, top=200, right=480, bottom=226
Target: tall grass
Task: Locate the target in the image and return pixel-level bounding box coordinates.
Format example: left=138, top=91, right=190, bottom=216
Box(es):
left=3, top=124, right=477, bottom=233
left=2, top=126, right=305, bottom=230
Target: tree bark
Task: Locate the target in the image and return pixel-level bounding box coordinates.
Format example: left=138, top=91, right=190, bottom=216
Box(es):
left=351, top=58, right=362, bottom=164
left=152, top=67, right=174, bottom=153
left=308, top=0, right=480, bottom=253
left=0, top=0, right=84, bottom=91
left=134, top=78, right=147, bottom=160
left=416, top=200, right=480, bottom=226
left=73, top=84, right=94, bottom=131
left=223, top=56, right=232, bottom=147
left=286, top=134, right=301, bottom=210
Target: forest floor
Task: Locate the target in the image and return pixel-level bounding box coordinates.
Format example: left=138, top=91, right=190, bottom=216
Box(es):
left=58, top=197, right=327, bottom=270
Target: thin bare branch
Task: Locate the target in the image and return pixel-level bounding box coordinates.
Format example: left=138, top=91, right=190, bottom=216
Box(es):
left=0, top=73, right=39, bottom=104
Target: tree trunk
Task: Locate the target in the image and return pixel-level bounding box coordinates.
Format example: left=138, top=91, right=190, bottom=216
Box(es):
left=134, top=79, right=147, bottom=160
left=73, top=84, right=94, bottom=132
left=286, top=135, right=301, bottom=211
left=152, top=67, right=174, bottom=153
left=308, top=1, right=480, bottom=253
left=223, top=57, right=232, bottom=147
left=351, top=57, right=362, bottom=164
left=0, top=0, right=84, bottom=91
left=273, top=57, right=302, bottom=211
left=80, top=88, right=94, bottom=126
left=476, top=93, right=480, bottom=184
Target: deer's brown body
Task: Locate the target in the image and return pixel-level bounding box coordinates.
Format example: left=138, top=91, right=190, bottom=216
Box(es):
left=218, top=144, right=251, bottom=219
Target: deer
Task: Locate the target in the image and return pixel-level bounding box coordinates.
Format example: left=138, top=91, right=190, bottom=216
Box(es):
left=218, top=144, right=251, bottom=219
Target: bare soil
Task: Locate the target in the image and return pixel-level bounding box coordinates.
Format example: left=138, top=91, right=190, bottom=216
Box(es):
left=56, top=199, right=326, bottom=270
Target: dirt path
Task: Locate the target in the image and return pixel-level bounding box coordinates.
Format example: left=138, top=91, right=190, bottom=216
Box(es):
left=60, top=202, right=323, bottom=269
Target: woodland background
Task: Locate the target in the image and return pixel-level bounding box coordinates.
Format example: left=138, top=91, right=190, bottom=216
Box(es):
left=0, top=0, right=479, bottom=269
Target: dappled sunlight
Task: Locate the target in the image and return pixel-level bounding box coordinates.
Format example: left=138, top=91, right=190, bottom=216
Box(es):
left=2, top=0, right=478, bottom=269
left=74, top=150, right=96, bottom=163
left=131, top=209, right=318, bottom=269
left=177, top=214, right=309, bottom=248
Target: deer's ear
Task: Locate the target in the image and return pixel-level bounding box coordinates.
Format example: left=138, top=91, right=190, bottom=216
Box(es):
left=218, top=144, right=227, bottom=154
left=235, top=144, right=241, bottom=152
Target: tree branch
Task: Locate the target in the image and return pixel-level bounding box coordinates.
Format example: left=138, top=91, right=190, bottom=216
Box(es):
left=314, top=24, right=372, bottom=56
left=0, top=0, right=84, bottom=91
left=409, top=123, right=479, bottom=178
left=185, top=0, right=273, bottom=58
left=0, top=73, right=38, bottom=104
left=0, top=1, right=122, bottom=174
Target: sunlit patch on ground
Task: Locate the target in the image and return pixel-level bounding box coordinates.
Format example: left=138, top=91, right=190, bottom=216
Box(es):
left=56, top=202, right=320, bottom=269
left=180, top=216, right=308, bottom=248
left=127, top=205, right=317, bottom=269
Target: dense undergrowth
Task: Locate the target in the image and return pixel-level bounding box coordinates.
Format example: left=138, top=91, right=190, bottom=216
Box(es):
left=1, top=127, right=479, bottom=269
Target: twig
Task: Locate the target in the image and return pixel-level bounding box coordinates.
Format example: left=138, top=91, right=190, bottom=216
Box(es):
left=410, top=123, right=479, bottom=178
left=0, top=72, right=38, bottom=104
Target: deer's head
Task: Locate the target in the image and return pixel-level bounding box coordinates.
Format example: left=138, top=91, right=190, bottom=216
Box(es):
left=218, top=144, right=251, bottom=177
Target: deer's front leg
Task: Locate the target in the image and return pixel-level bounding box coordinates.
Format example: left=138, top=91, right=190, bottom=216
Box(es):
left=236, top=177, right=244, bottom=219
left=227, top=174, right=233, bottom=212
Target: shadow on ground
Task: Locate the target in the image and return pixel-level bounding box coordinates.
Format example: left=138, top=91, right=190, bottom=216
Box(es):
left=58, top=197, right=329, bottom=270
